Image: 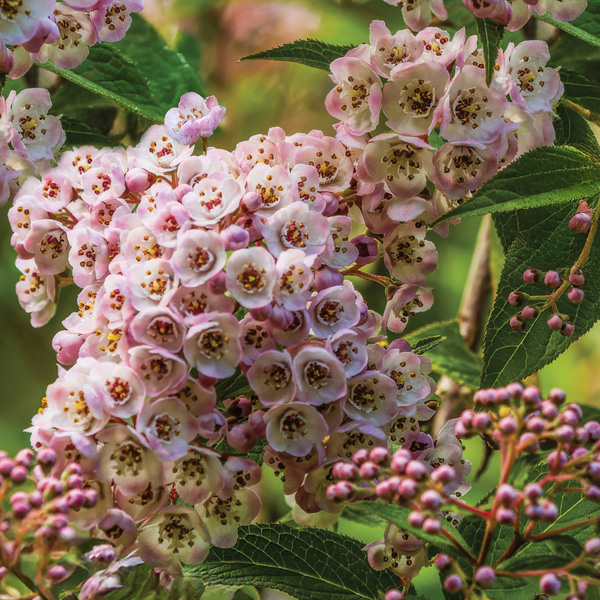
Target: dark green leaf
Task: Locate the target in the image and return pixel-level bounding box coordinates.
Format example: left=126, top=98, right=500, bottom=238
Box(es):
left=498, top=534, right=582, bottom=572
left=475, top=18, right=504, bottom=85
left=554, top=102, right=600, bottom=153
left=241, top=39, right=354, bottom=71
left=410, top=334, right=446, bottom=355
left=433, top=146, right=600, bottom=225
left=559, top=68, right=600, bottom=117
left=482, top=203, right=600, bottom=387
left=350, top=501, right=472, bottom=560
left=186, top=524, right=401, bottom=600
left=60, top=117, right=122, bottom=149
left=113, top=14, right=206, bottom=114
left=40, top=45, right=165, bottom=122
left=404, top=321, right=481, bottom=388
left=215, top=368, right=251, bottom=401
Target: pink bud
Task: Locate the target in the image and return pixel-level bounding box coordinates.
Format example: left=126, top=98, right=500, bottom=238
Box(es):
left=47, top=565, right=69, bottom=584
left=510, top=315, right=524, bottom=332
left=547, top=314, right=563, bottom=331
left=568, top=269, right=585, bottom=286
left=544, top=270, right=561, bottom=289
left=523, top=268, right=539, bottom=284
left=221, top=225, right=250, bottom=251
left=521, top=305, right=538, bottom=320
left=568, top=212, right=591, bottom=233
left=125, top=167, right=153, bottom=193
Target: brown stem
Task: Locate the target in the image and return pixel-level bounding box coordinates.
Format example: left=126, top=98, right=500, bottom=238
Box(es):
left=562, top=99, right=600, bottom=127
left=433, top=215, right=492, bottom=434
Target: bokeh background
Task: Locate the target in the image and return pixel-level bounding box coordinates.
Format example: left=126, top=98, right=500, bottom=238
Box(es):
left=1, top=0, right=599, bottom=597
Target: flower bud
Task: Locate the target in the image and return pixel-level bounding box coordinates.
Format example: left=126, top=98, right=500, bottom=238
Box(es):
left=332, top=462, right=359, bottom=481
left=497, top=484, right=517, bottom=506
left=359, top=461, right=379, bottom=479
left=521, top=305, right=538, bottom=320
left=420, top=490, right=442, bottom=510
left=10, top=466, right=28, bottom=484
left=352, top=449, right=369, bottom=466
left=523, top=269, right=539, bottom=284
left=221, top=225, right=249, bottom=251
left=539, top=573, right=561, bottom=595
left=434, top=554, right=451, bottom=570
left=405, top=460, right=429, bottom=481
left=585, top=537, right=600, bottom=555
left=547, top=314, right=563, bottom=330
left=569, top=212, right=591, bottom=233
left=474, top=566, right=495, bottom=588
left=37, top=449, right=57, bottom=468
left=561, top=321, right=575, bottom=336
left=423, top=517, right=442, bottom=534
left=544, top=270, right=561, bottom=289
left=508, top=291, right=524, bottom=307
left=510, top=315, right=525, bottom=332
left=444, top=574, right=463, bottom=593
left=568, top=269, right=585, bottom=286
left=408, top=510, right=425, bottom=528
left=496, top=507, right=516, bottom=525
left=47, top=565, right=69, bottom=584
left=385, top=590, right=405, bottom=600
left=369, top=447, right=390, bottom=464
left=568, top=287, right=584, bottom=303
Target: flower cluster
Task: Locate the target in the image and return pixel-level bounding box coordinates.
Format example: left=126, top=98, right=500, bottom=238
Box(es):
left=324, top=23, right=562, bottom=332
left=0, top=0, right=144, bottom=77
left=2, top=86, right=458, bottom=573
left=329, top=383, right=600, bottom=597
left=381, top=0, right=585, bottom=33
left=0, top=87, right=67, bottom=205
left=0, top=446, right=95, bottom=598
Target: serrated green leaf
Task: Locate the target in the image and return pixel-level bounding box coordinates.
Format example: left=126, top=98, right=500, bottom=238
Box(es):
left=113, top=14, right=206, bottom=113
left=40, top=45, right=165, bottom=122
left=535, top=0, right=600, bottom=49
left=201, top=585, right=260, bottom=600
left=215, top=368, right=251, bottom=401
left=350, top=501, right=472, bottom=560
left=60, top=117, right=122, bottom=149
left=482, top=202, right=600, bottom=387
left=241, top=39, right=354, bottom=71
left=41, top=15, right=205, bottom=123
left=410, top=334, right=447, bottom=355
left=185, top=524, right=401, bottom=600
left=404, top=321, right=481, bottom=388
left=554, top=103, right=600, bottom=154
left=475, top=18, right=504, bottom=86
left=434, top=146, right=600, bottom=225
left=498, top=534, right=582, bottom=572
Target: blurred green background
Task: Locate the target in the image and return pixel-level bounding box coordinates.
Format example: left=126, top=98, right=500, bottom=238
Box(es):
left=1, top=0, right=599, bottom=596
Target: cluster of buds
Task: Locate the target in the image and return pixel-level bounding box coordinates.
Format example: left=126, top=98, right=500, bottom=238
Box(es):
left=325, top=24, right=562, bottom=336
left=2, top=82, right=456, bottom=573
left=329, top=384, right=600, bottom=597
left=508, top=265, right=587, bottom=336
left=0, top=0, right=143, bottom=78
left=0, top=446, right=96, bottom=598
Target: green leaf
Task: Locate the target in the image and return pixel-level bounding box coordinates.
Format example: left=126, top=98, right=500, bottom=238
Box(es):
left=60, top=117, right=122, bottom=149
left=554, top=102, right=600, bottom=154
left=186, top=524, right=401, bottom=600
left=40, top=45, right=165, bottom=122
left=404, top=320, right=481, bottom=388
left=410, top=334, right=446, bottom=355
left=498, top=534, right=582, bottom=572
left=201, top=585, right=260, bottom=600
left=433, top=146, right=600, bottom=225
left=241, top=39, right=354, bottom=71
left=41, top=14, right=205, bottom=123
left=535, top=0, right=600, bottom=49
left=559, top=68, right=600, bottom=117
left=482, top=202, right=600, bottom=387
left=214, top=368, right=251, bottom=400
left=113, top=14, right=206, bottom=114
left=350, top=501, right=472, bottom=560
left=475, top=18, right=504, bottom=86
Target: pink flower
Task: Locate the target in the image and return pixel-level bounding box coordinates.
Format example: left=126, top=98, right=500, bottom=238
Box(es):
left=34, top=170, right=74, bottom=212
left=168, top=447, right=224, bottom=504
left=23, top=219, right=70, bottom=275
left=359, top=134, right=433, bottom=199
left=321, top=216, right=360, bottom=268
left=198, top=487, right=261, bottom=548
left=37, top=5, right=96, bottom=70
left=171, top=229, right=226, bottom=287
left=345, top=371, right=399, bottom=426
left=183, top=313, right=242, bottom=379
left=173, top=378, right=216, bottom=417
left=137, top=397, right=199, bottom=461
left=165, top=93, right=226, bottom=145
left=91, top=0, right=144, bottom=43
left=15, top=257, right=56, bottom=327
left=326, top=328, right=368, bottom=377
left=274, top=249, right=315, bottom=310
left=129, top=306, right=186, bottom=353
left=543, top=0, right=587, bottom=23
left=126, top=258, right=177, bottom=311
left=308, top=285, right=362, bottom=338
left=437, top=65, right=511, bottom=144
left=67, top=223, right=109, bottom=287
left=506, top=41, right=563, bottom=114
left=384, top=0, right=448, bottom=31
left=263, top=201, right=330, bottom=258
left=240, top=313, right=276, bottom=364
left=247, top=349, right=295, bottom=405
left=182, top=173, right=243, bottom=226
left=138, top=506, right=211, bottom=565
left=131, top=125, right=192, bottom=174
left=264, top=402, right=329, bottom=457
left=416, top=28, right=465, bottom=66
left=128, top=345, right=187, bottom=398
left=431, top=141, right=499, bottom=199
left=0, top=0, right=54, bottom=45
left=292, top=344, right=347, bottom=405
left=383, top=221, right=438, bottom=285
left=325, top=55, right=382, bottom=136
left=244, top=162, right=292, bottom=215
left=170, top=284, right=234, bottom=324
left=91, top=361, right=145, bottom=418
left=97, top=425, right=164, bottom=496
left=383, top=61, right=450, bottom=136
left=368, top=21, right=423, bottom=78
left=10, top=88, right=65, bottom=161
left=225, top=246, right=276, bottom=309
left=383, top=284, right=434, bottom=333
